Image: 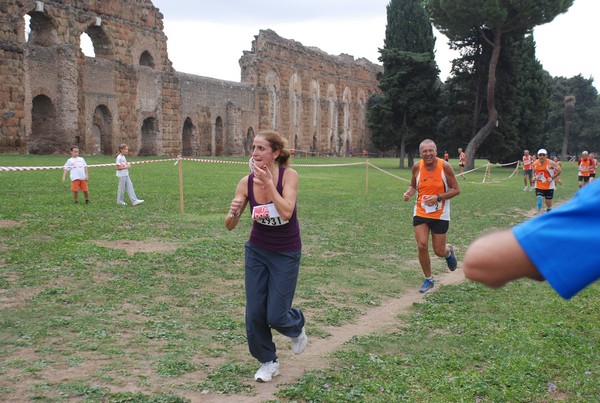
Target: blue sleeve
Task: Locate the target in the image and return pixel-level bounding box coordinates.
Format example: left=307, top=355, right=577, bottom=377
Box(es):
left=512, top=180, right=600, bottom=299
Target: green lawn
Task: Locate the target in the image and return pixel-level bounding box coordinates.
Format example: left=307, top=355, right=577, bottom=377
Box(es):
left=0, top=154, right=597, bottom=402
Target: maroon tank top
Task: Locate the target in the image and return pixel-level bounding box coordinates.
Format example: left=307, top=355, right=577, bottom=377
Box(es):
left=248, top=166, right=301, bottom=252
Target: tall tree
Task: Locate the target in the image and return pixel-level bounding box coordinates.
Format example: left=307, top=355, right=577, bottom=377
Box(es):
left=562, top=95, right=576, bottom=160
left=367, top=0, right=439, bottom=168
left=425, top=0, right=574, bottom=169
left=542, top=75, right=600, bottom=156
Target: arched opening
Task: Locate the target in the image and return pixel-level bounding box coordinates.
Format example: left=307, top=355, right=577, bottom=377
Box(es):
left=92, top=105, right=113, bottom=155
left=244, top=127, right=255, bottom=156
left=215, top=117, right=224, bottom=156
left=342, top=87, right=352, bottom=156
left=80, top=32, right=95, bottom=57
left=139, top=117, right=158, bottom=156
left=26, top=11, right=58, bottom=46
left=84, top=25, right=112, bottom=60
left=182, top=117, right=196, bottom=156
left=139, top=51, right=155, bottom=68
left=30, top=94, right=59, bottom=154
left=22, top=15, right=31, bottom=42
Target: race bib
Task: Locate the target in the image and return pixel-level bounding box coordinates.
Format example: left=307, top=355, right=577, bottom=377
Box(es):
left=421, top=196, right=440, bottom=214
left=253, top=203, right=289, bottom=226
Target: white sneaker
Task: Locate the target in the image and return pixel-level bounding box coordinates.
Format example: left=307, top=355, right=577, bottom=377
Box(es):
left=291, top=327, right=308, bottom=355
left=254, top=360, right=280, bottom=382
left=523, top=186, right=528, bottom=191
left=117, top=201, right=127, bottom=206
left=132, top=199, right=144, bottom=206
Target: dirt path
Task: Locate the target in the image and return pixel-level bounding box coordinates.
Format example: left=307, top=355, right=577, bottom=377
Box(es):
left=199, top=269, right=465, bottom=402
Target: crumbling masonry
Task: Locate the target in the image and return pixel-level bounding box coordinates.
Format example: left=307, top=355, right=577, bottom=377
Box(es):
left=0, top=0, right=381, bottom=156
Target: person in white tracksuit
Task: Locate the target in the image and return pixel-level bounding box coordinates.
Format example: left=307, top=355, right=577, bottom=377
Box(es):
left=115, top=144, right=144, bottom=206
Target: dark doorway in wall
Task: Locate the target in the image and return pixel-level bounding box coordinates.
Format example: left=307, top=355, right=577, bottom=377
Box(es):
left=182, top=117, right=197, bottom=156
left=29, top=94, right=59, bottom=154
left=92, top=105, right=113, bottom=155
left=139, top=117, right=158, bottom=156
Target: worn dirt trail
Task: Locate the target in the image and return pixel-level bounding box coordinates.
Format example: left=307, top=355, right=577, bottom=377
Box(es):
left=198, top=269, right=465, bottom=403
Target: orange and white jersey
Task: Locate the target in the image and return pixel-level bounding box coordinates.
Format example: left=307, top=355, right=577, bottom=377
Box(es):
left=578, top=158, right=592, bottom=177
left=522, top=155, right=533, bottom=170
left=414, top=158, right=450, bottom=220
left=535, top=159, right=555, bottom=190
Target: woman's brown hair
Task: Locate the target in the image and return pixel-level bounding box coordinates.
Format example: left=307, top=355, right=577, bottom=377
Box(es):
left=257, top=131, right=291, bottom=167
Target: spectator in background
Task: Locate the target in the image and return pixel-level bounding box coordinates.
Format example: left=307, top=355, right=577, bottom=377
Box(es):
left=115, top=144, right=144, bottom=206
left=62, top=146, right=89, bottom=204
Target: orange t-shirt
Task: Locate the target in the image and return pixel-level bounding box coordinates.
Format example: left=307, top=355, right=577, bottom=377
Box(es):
left=414, top=158, right=450, bottom=220
left=523, top=155, right=533, bottom=170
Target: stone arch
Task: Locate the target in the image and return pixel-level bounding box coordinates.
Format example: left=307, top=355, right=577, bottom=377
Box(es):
left=357, top=89, right=367, bottom=152
left=182, top=117, right=197, bottom=156
left=139, top=117, right=158, bottom=156
left=29, top=94, right=59, bottom=154
left=215, top=116, right=224, bottom=156
left=139, top=51, right=155, bottom=68
left=289, top=73, right=302, bottom=148
left=26, top=9, right=59, bottom=47
left=342, top=87, right=352, bottom=156
left=92, top=105, right=113, bottom=155
left=265, top=69, right=281, bottom=130
left=326, top=84, right=338, bottom=155
left=83, top=24, right=113, bottom=60
left=310, top=79, right=320, bottom=128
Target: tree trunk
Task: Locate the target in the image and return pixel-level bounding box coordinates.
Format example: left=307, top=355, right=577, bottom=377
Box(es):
left=465, top=29, right=502, bottom=170
left=562, top=95, right=575, bottom=161
left=399, top=132, right=406, bottom=168
left=398, top=111, right=408, bottom=169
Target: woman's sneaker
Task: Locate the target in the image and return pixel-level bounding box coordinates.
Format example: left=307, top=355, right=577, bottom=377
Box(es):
left=254, top=360, right=280, bottom=382
left=291, top=327, right=308, bottom=355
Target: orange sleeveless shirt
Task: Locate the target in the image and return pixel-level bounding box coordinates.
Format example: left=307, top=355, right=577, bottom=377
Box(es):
left=414, top=158, right=450, bottom=220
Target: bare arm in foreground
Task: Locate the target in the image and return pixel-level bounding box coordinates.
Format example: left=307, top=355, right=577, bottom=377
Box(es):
left=462, top=229, right=544, bottom=287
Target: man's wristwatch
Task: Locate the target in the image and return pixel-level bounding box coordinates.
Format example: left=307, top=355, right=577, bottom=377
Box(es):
left=437, top=194, right=442, bottom=202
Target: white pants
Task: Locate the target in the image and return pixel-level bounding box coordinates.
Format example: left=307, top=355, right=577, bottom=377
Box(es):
left=117, top=176, right=139, bottom=204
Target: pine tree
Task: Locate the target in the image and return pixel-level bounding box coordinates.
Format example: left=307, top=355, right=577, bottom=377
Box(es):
left=367, top=0, right=439, bottom=168
left=425, top=0, right=574, bottom=169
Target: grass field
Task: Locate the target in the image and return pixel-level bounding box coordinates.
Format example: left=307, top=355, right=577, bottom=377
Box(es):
left=0, top=154, right=598, bottom=402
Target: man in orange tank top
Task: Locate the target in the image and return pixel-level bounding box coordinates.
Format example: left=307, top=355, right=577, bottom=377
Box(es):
left=403, top=139, right=461, bottom=293
left=458, top=148, right=466, bottom=179
left=534, top=149, right=561, bottom=213
left=578, top=151, right=593, bottom=188
left=522, top=149, right=534, bottom=191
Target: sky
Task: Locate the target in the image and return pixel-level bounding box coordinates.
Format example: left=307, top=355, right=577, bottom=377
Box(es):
left=150, top=0, right=599, bottom=90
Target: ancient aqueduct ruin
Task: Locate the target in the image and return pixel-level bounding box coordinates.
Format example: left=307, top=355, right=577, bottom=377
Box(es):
left=0, top=0, right=382, bottom=157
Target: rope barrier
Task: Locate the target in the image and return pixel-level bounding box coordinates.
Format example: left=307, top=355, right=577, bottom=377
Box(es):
left=1, top=157, right=370, bottom=172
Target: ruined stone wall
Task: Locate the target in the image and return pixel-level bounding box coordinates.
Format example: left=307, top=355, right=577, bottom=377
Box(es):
left=0, top=1, right=381, bottom=157
left=240, top=29, right=381, bottom=156
left=0, top=0, right=177, bottom=155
